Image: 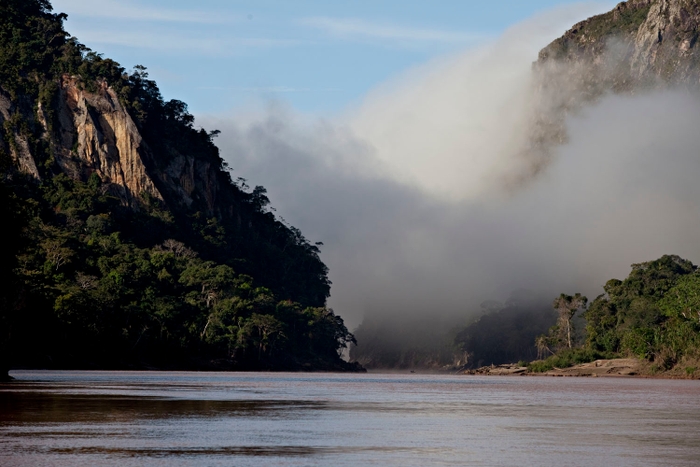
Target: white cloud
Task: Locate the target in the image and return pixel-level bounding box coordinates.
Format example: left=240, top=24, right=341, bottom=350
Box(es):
left=200, top=4, right=633, bottom=328
left=53, top=0, right=240, bottom=24
left=344, top=6, right=600, bottom=200
left=73, top=29, right=301, bottom=55
left=197, top=86, right=342, bottom=94
left=199, top=86, right=310, bottom=93
left=300, top=17, right=485, bottom=45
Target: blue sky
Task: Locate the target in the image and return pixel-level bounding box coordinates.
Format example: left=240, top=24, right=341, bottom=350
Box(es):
left=50, top=0, right=611, bottom=115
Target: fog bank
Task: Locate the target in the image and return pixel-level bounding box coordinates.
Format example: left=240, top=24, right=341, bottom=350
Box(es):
left=201, top=5, right=700, bottom=329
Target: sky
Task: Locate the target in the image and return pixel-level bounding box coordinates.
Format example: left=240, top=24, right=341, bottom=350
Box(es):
left=47, top=0, right=700, bottom=336
left=50, top=0, right=613, bottom=114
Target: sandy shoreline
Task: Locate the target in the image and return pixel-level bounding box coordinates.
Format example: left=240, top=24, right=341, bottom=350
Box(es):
left=462, top=358, right=699, bottom=379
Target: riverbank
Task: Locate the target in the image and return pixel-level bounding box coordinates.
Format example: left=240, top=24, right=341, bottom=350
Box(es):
left=462, top=358, right=700, bottom=379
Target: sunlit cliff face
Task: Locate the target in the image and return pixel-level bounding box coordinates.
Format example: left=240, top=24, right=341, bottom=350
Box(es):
left=204, top=4, right=700, bottom=329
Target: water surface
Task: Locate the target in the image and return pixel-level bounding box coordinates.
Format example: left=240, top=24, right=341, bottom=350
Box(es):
left=1, top=371, right=699, bottom=466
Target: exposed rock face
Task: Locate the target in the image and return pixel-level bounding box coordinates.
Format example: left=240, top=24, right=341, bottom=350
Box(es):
left=538, top=0, right=700, bottom=87
left=54, top=76, right=163, bottom=207
left=519, top=0, right=700, bottom=181
left=2, top=73, right=225, bottom=213
left=633, top=0, right=700, bottom=81
left=58, top=76, right=225, bottom=213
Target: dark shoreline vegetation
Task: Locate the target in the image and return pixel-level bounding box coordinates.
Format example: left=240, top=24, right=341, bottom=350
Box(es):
left=525, top=255, right=700, bottom=378
left=0, top=0, right=363, bottom=379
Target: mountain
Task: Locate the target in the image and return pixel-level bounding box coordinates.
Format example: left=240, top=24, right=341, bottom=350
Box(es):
left=0, top=0, right=362, bottom=379
left=537, top=0, right=700, bottom=85
left=520, top=0, right=700, bottom=178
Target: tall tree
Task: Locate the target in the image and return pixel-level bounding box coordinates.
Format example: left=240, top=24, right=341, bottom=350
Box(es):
left=552, top=293, right=587, bottom=349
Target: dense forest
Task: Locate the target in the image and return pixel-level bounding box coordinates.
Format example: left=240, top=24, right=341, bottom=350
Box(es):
left=529, top=255, right=700, bottom=375
left=446, top=255, right=700, bottom=376
left=0, top=0, right=361, bottom=380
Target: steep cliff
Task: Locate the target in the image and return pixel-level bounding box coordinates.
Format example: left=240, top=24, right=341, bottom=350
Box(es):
left=537, top=0, right=700, bottom=90
left=518, top=0, right=700, bottom=180
left=53, top=76, right=163, bottom=207
left=0, top=0, right=358, bottom=375
left=0, top=0, right=331, bottom=306
left=2, top=67, right=225, bottom=215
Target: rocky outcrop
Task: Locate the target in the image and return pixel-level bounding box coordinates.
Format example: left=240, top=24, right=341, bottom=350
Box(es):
left=1, top=75, right=167, bottom=207
left=6, top=1, right=698, bottom=213
left=463, top=364, right=529, bottom=376
left=542, top=358, right=643, bottom=377
left=517, top=0, right=700, bottom=182
left=537, top=0, right=700, bottom=86
left=632, top=0, right=700, bottom=81
left=55, top=75, right=222, bottom=213
left=54, top=76, right=163, bottom=207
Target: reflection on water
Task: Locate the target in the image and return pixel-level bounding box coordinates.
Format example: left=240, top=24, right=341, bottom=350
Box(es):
left=1, top=371, right=699, bottom=466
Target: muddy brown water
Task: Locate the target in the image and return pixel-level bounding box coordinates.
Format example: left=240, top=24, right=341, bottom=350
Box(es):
left=1, top=371, right=699, bottom=466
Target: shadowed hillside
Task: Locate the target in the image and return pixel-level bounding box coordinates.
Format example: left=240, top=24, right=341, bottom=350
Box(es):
left=0, top=0, right=363, bottom=379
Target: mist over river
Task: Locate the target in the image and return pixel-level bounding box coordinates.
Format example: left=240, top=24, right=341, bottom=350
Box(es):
left=2, top=371, right=699, bottom=466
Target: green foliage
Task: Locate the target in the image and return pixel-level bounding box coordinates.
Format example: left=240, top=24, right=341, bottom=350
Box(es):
left=528, top=255, right=700, bottom=374
left=527, top=348, right=611, bottom=373
left=619, top=326, right=657, bottom=359
left=0, top=0, right=67, bottom=98
left=0, top=173, right=355, bottom=371
left=582, top=4, right=652, bottom=40
left=0, top=0, right=332, bottom=308
left=0, top=0, right=353, bottom=372
left=578, top=255, right=700, bottom=370
left=658, top=274, right=700, bottom=321
left=533, top=293, right=587, bottom=365
left=551, top=293, right=587, bottom=350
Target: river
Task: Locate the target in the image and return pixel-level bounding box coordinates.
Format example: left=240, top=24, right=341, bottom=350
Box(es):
left=1, top=371, right=699, bottom=466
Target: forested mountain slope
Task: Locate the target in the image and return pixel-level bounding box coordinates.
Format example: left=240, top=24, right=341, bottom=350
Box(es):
left=0, top=0, right=362, bottom=380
